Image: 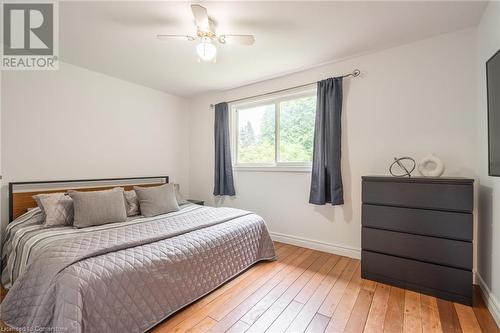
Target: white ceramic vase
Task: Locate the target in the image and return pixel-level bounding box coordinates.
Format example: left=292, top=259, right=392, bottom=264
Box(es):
left=418, top=154, right=445, bottom=177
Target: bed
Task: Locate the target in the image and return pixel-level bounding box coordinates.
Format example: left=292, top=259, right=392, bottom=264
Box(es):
left=0, top=177, right=276, bottom=333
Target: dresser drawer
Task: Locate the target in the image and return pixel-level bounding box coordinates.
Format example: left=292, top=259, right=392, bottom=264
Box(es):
left=362, top=227, right=472, bottom=270
left=362, top=250, right=472, bottom=304
left=362, top=204, right=472, bottom=241
left=362, top=180, right=473, bottom=212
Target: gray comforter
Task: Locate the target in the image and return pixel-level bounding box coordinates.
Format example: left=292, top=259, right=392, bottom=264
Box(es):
left=0, top=204, right=276, bottom=333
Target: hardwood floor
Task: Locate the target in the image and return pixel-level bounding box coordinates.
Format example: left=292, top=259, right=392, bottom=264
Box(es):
left=150, top=242, right=499, bottom=333
left=1, top=242, right=498, bottom=333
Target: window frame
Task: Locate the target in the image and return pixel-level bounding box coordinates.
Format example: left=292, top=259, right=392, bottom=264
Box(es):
left=230, top=85, right=316, bottom=172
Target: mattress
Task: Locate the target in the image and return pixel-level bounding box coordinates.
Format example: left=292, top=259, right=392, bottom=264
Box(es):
left=0, top=204, right=276, bottom=333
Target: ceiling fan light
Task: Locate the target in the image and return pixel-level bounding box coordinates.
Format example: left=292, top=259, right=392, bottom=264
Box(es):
left=196, top=39, right=216, bottom=62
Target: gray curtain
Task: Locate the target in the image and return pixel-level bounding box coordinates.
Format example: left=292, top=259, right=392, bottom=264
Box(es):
left=213, top=102, right=236, bottom=196
left=309, top=77, right=344, bottom=205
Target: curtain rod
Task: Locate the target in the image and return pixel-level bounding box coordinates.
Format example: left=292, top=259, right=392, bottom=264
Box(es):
left=209, top=69, right=360, bottom=108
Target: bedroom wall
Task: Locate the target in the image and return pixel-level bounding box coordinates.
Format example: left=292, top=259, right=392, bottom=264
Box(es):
left=188, top=28, right=477, bottom=259
left=0, top=70, right=2, bottom=230
left=476, top=2, right=500, bottom=326
left=0, top=62, right=190, bottom=232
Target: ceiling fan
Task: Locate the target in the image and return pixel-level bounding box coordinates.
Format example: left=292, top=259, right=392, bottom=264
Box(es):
left=157, top=4, right=255, bottom=63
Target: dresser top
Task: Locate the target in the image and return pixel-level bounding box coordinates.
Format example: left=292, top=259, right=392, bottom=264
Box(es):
left=362, top=176, right=474, bottom=185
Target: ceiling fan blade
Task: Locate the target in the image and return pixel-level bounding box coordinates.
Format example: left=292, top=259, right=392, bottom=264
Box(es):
left=157, top=34, right=195, bottom=41
left=191, top=4, right=209, bottom=30
left=219, top=34, right=255, bottom=46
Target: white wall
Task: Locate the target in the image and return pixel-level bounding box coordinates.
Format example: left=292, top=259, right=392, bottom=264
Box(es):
left=0, top=70, right=2, bottom=231
left=1, top=62, right=190, bottom=231
left=476, top=2, right=500, bottom=326
left=188, top=28, right=477, bottom=259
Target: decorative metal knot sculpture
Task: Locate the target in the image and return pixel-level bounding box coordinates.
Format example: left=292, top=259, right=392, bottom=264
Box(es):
left=389, top=156, right=416, bottom=178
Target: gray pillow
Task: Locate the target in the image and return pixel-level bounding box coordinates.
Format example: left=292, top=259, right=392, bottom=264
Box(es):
left=173, top=183, right=189, bottom=205
left=68, top=187, right=127, bottom=228
left=134, top=184, right=179, bottom=217
left=33, top=193, right=74, bottom=227
left=123, top=190, right=140, bottom=216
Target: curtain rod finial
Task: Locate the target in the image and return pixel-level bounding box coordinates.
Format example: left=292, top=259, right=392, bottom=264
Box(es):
left=352, top=69, right=361, bottom=77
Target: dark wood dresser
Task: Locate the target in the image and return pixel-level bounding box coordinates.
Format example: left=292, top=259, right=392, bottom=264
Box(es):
left=361, top=176, right=474, bottom=305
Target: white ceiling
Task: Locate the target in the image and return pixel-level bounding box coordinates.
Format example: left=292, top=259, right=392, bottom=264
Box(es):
left=60, top=1, right=487, bottom=97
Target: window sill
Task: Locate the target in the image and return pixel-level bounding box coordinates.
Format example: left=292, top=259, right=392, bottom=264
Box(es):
left=234, top=166, right=312, bottom=173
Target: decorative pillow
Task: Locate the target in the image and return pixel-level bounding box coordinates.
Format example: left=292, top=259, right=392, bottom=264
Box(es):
left=134, top=183, right=179, bottom=217
left=124, top=190, right=140, bottom=216
left=68, top=187, right=127, bottom=228
left=33, top=193, right=74, bottom=227
left=173, top=183, right=189, bottom=205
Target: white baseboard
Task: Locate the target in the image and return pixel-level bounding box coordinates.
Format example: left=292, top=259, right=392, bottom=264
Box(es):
left=269, top=232, right=361, bottom=259
left=476, top=273, right=500, bottom=328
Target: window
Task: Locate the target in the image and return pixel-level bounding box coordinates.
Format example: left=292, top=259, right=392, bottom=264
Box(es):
left=232, top=87, right=316, bottom=171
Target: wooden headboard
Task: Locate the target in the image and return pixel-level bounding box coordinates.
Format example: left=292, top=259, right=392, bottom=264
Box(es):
left=9, top=176, right=169, bottom=222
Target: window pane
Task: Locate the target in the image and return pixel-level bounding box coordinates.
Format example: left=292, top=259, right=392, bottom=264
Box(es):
left=279, top=95, right=316, bottom=163
left=237, top=104, right=275, bottom=163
